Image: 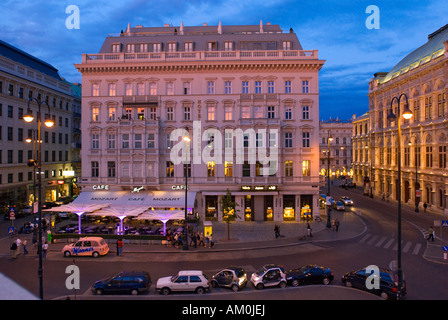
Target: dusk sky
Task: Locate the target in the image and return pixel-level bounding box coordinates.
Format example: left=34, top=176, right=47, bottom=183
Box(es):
left=1, top=0, right=447, bottom=120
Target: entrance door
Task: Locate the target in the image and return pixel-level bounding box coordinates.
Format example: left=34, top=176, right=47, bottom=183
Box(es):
left=264, top=195, right=273, bottom=221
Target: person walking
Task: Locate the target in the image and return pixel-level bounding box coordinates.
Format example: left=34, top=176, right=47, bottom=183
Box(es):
left=16, top=237, right=22, bottom=255
left=427, top=227, right=434, bottom=242
left=198, top=232, right=205, bottom=247
left=335, top=219, right=340, bottom=232
left=205, top=233, right=210, bottom=248
left=307, top=223, right=313, bottom=238
left=42, top=241, right=49, bottom=258
left=117, top=238, right=124, bottom=256
left=209, top=234, right=214, bottom=248
left=423, top=202, right=428, bottom=213
left=10, top=241, right=18, bottom=259
left=274, top=225, right=280, bottom=239
left=23, top=238, right=28, bottom=255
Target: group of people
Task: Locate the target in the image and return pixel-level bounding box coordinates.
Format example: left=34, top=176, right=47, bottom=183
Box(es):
left=10, top=236, right=49, bottom=259
left=165, top=230, right=215, bottom=249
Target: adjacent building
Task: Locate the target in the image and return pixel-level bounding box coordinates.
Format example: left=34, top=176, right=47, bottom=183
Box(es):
left=0, top=40, right=79, bottom=211
left=366, top=24, right=448, bottom=214
left=75, top=22, right=325, bottom=222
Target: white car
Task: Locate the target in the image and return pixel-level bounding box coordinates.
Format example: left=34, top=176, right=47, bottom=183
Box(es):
left=340, top=196, right=353, bottom=206
left=156, top=270, right=210, bottom=295
left=250, top=264, right=287, bottom=290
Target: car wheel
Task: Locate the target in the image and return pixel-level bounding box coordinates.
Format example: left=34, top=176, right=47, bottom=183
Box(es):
left=196, top=287, right=205, bottom=294
left=291, top=279, right=300, bottom=287
left=161, top=287, right=171, bottom=295
left=322, top=277, right=330, bottom=285
left=278, top=281, right=286, bottom=288
left=256, top=283, right=264, bottom=290
left=92, top=251, right=99, bottom=258
left=344, top=280, right=353, bottom=288
left=95, top=289, right=103, bottom=295
left=131, top=289, right=139, bottom=295
left=64, top=251, right=71, bottom=257
left=231, top=284, right=239, bottom=292
left=380, top=291, right=389, bottom=300
left=211, top=281, right=218, bottom=288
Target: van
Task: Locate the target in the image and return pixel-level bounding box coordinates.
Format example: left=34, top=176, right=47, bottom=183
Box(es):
left=91, top=271, right=152, bottom=295
left=62, top=237, right=109, bottom=258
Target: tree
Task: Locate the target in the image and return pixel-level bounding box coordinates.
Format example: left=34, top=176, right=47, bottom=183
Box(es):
left=219, top=189, right=240, bottom=240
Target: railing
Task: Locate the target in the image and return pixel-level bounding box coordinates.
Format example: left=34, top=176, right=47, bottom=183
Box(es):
left=83, top=50, right=319, bottom=64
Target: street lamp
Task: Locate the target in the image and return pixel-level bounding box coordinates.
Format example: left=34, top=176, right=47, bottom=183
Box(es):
left=24, top=98, right=54, bottom=300
left=387, top=93, right=413, bottom=300
left=326, top=132, right=333, bottom=228
left=183, top=128, right=191, bottom=251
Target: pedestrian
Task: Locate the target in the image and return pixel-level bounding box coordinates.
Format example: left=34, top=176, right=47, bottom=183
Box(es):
left=117, top=238, right=124, bottom=256
left=10, top=241, right=18, bottom=259
left=23, top=238, right=28, bottom=255
left=192, top=231, right=198, bottom=248
left=274, top=225, right=280, bottom=238
left=335, top=219, right=340, bottom=232
left=42, top=241, right=49, bottom=258
left=16, top=237, right=22, bottom=255
left=423, top=202, right=428, bottom=213
left=209, top=234, right=214, bottom=248
left=427, top=227, right=434, bottom=242
left=205, top=233, right=210, bottom=247
left=331, top=219, right=336, bottom=231
left=307, top=223, right=313, bottom=238
left=198, top=232, right=205, bottom=247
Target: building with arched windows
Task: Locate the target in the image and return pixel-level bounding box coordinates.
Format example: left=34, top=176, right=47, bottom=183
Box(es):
left=366, top=24, right=448, bottom=214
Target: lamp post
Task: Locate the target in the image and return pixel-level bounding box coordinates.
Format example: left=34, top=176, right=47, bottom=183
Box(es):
left=387, top=93, right=413, bottom=300
left=183, top=128, right=191, bottom=251
left=25, top=129, right=39, bottom=250
left=326, top=132, right=333, bottom=228
left=23, top=98, right=54, bottom=300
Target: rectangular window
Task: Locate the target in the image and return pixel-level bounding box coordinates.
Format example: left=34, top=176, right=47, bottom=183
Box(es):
left=282, top=41, right=291, bottom=50
left=224, top=81, right=232, bottom=94
left=302, top=132, right=310, bottom=148
left=302, top=160, right=311, bottom=176
left=166, top=161, right=174, bottom=177
left=147, top=133, right=155, bottom=148
left=137, top=83, right=145, bottom=96
left=91, top=134, right=99, bottom=149
left=207, top=106, right=216, bottom=121
left=125, top=83, right=132, bottom=96
left=242, top=81, right=249, bottom=94
left=426, top=146, right=433, bottom=167
left=149, top=83, right=157, bottom=95
left=153, top=43, right=161, bottom=53
left=267, top=81, right=275, bottom=94
left=285, top=81, right=291, bottom=94
left=224, top=41, right=233, bottom=51
left=225, top=161, right=233, bottom=177
left=91, top=161, right=99, bottom=177
left=285, top=132, right=292, bottom=148
left=107, top=133, right=116, bottom=149
left=126, top=44, right=135, bottom=53
left=285, top=106, right=292, bottom=120
left=207, top=81, right=215, bottom=94
left=267, top=106, right=275, bottom=119
left=92, top=83, right=99, bottom=96
left=148, top=107, right=157, bottom=120
left=108, top=83, right=116, bottom=96
left=285, top=160, right=293, bottom=176
left=425, top=96, right=432, bottom=119
left=255, top=81, right=262, bottom=94
left=166, top=106, right=174, bottom=121
left=241, top=106, right=250, bottom=119
left=224, top=106, right=232, bottom=120
left=168, top=42, right=177, bottom=52
left=108, top=107, right=116, bottom=121
left=302, top=106, right=310, bottom=119
left=122, top=134, right=129, bottom=149
left=184, top=42, right=193, bottom=52
left=92, top=107, right=99, bottom=122
left=242, top=161, right=251, bottom=177
left=107, top=161, right=116, bottom=177
left=166, top=82, right=174, bottom=95
left=302, top=80, right=309, bottom=93
left=254, top=106, right=263, bottom=118
left=184, top=106, right=191, bottom=121
left=134, top=134, right=142, bottom=148
left=183, top=82, right=191, bottom=95
left=439, top=146, right=447, bottom=169
left=207, top=161, right=215, bottom=177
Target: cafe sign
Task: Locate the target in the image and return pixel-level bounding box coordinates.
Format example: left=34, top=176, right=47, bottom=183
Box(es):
left=92, top=184, right=109, bottom=191
left=241, top=185, right=278, bottom=191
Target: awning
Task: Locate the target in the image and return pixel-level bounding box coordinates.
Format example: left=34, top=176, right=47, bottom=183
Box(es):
left=86, top=206, right=147, bottom=218
left=137, top=209, right=185, bottom=221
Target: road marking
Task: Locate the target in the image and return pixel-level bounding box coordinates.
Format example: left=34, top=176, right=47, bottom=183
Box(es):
left=412, top=243, right=422, bottom=255
left=402, top=241, right=412, bottom=253
left=375, top=236, right=387, bottom=247
left=367, top=235, right=379, bottom=245
left=384, top=238, right=395, bottom=249
left=359, top=233, right=371, bottom=243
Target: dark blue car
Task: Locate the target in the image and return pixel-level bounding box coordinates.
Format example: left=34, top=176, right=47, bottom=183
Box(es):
left=286, top=265, right=334, bottom=286
left=91, top=271, right=151, bottom=295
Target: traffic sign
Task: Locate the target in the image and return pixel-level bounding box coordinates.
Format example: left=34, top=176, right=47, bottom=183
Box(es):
left=443, top=246, right=448, bottom=252
left=442, top=220, right=448, bottom=227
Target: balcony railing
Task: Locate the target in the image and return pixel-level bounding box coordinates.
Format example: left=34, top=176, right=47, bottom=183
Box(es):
left=82, top=50, right=319, bottom=64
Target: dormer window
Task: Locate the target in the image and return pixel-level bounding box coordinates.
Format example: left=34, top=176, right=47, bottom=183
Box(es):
left=224, top=41, right=233, bottom=51
left=111, top=43, right=121, bottom=53
left=207, top=42, right=217, bottom=51
left=126, top=44, right=135, bottom=53
left=168, top=42, right=177, bottom=52
left=184, top=42, right=193, bottom=52
left=282, top=41, right=291, bottom=50
left=152, top=43, right=161, bottom=53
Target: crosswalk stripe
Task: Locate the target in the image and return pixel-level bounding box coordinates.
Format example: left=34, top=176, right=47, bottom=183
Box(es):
left=375, top=236, right=387, bottom=247
left=384, top=238, right=395, bottom=249
left=367, top=235, right=379, bottom=245
left=412, top=243, right=422, bottom=255
left=403, top=241, right=412, bottom=253
left=359, top=234, right=371, bottom=243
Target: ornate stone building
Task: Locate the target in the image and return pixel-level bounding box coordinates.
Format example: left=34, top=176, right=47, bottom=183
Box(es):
left=75, top=22, right=325, bottom=221
left=367, top=24, right=448, bottom=214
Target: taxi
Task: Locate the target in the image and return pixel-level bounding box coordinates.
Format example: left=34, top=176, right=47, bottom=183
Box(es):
left=63, top=237, right=109, bottom=258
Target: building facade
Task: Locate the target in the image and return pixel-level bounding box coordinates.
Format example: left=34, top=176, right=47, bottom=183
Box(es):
left=75, top=22, right=325, bottom=222
left=319, top=118, right=353, bottom=181
left=366, top=25, right=448, bottom=214
left=351, top=112, right=372, bottom=195
left=0, top=40, right=79, bottom=211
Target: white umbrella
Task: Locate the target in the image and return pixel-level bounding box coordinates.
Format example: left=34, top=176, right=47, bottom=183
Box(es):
left=88, top=206, right=148, bottom=234
left=137, top=210, right=185, bottom=235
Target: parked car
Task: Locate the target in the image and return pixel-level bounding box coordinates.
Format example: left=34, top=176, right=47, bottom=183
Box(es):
left=286, top=265, right=334, bottom=286
left=340, top=196, right=353, bottom=206
left=333, top=201, right=345, bottom=211
left=250, top=264, right=287, bottom=290
left=211, top=266, right=247, bottom=292
left=341, top=267, right=406, bottom=300
left=156, top=270, right=210, bottom=295
left=91, top=271, right=151, bottom=295
left=62, top=237, right=109, bottom=258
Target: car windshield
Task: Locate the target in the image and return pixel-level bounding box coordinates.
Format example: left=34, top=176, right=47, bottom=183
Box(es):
left=236, top=270, right=246, bottom=278
left=255, top=266, right=267, bottom=276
